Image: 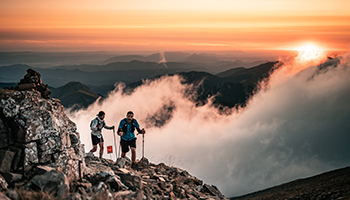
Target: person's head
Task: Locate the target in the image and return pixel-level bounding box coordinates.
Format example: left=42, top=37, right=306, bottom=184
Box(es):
left=97, top=111, right=105, bottom=120
left=126, top=111, right=134, bottom=122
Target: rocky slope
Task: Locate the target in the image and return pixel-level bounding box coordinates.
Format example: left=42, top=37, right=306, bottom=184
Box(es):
left=230, top=166, right=350, bottom=200
left=0, top=69, right=226, bottom=199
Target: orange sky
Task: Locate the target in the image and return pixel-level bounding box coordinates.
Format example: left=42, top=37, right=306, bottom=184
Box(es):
left=1, top=0, right=350, bottom=52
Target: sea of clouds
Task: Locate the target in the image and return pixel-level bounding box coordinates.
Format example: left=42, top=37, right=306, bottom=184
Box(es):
left=69, top=52, right=350, bottom=197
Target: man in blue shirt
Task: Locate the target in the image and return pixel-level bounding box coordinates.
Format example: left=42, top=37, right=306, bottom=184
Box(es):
left=118, top=111, right=145, bottom=168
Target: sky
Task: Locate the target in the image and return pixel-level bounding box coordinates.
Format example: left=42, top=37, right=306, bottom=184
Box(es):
left=1, top=0, right=350, bottom=52
left=69, top=52, right=350, bottom=197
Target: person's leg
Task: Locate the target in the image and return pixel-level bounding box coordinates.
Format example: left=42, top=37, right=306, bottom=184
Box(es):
left=120, top=139, right=129, bottom=158
left=90, top=134, right=98, bottom=153
left=98, top=142, right=104, bottom=158
left=130, top=138, right=137, bottom=168
left=90, top=145, right=97, bottom=152
left=121, top=152, right=126, bottom=158
left=131, top=147, right=136, bottom=163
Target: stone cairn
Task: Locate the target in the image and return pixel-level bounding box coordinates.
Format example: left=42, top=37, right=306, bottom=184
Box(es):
left=5, top=68, right=51, bottom=99
left=0, top=69, right=226, bottom=199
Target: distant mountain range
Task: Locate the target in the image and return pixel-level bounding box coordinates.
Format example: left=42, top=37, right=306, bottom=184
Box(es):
left=126, top=61, right=280, bottom=108
left=0, top=57, right=270, bottom=88
left=0, top=50, right=281, bottom=111
left=0, top=61, right=280, bottom=110
left=50, top=81, right=101, bottom=110
left=101, top=51, right=267, bottom=64
left=0, top=51, right=114, bottom=67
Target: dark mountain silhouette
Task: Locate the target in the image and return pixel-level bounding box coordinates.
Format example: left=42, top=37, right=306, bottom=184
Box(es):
left=184, top=53, right=220, bottom=63
left=164, top=51, right=192, bottom=61
left=102, top=52, right=225, bottom=64
left=217, top=61, right=280, bottom=80
left=102, top=53, right=161, bottom=64
left=230, top=166, right=350, bottom=200
left=0, top=63, right=207, bottom=87
left=125, top=61, right=280, bottom=109
left=50, top=81, right=100, bottom=109
left=55, top=60, right=208, bottom=72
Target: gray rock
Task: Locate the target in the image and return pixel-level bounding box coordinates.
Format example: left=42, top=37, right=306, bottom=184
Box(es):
left=0, top=174, right=8, bottom=189
left=105, top=174, right=128, bottom=192
left=116, top=158, right=126, bottom=168
left=0, top=150, right=15, bottom=173
left=116, top=170, right=142, bottom=191
left=23, top=142, right=39, bottom=172
left=2, top=172, right=22, bottom=186
left=34, top=165, right=56, bottom=175
left=201, top=184, right=225, bottom=199
left=30, top=170, right=70, bottom=197
left=0, top=118, right=9, bottom=148
left=135, top=157, right=149, bottom=170
left=7, top=189, right=19, bottom=200
left=8, top=146, right=21, bottom=171
left=0, top=192, right=10, bottom=200
left=0, top=89, right=85, bottom=178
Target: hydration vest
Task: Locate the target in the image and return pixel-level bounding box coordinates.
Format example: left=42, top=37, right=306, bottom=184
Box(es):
left=90, top=117, right=105, bottom=130
left=122, top=118, right=136, bottom=133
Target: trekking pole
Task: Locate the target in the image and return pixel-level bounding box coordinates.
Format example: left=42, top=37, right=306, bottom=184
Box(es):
left=113, top=128, right=117, bottom=161
left=142, top=132, right=145, bottom=158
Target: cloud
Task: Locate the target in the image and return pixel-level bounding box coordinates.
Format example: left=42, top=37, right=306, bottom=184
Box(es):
left=69, top=53, right=350, bottom=197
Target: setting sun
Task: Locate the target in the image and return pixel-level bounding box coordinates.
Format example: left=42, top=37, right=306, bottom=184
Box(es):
left=295, top=44, right=324, bottom=61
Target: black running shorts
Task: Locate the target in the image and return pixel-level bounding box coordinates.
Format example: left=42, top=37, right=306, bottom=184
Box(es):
left=91, top=134, right=104, bottom=145
left=121, top=138, right=136, bottom=153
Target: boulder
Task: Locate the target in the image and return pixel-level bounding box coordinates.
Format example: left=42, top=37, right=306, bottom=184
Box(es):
left=0, top=192, right=10, bottom=200
left=0, top=88, right=85, bottom=178
left=8, top=147, right=21, bottom=171
left=115, top=158, right=126, bottom=168
left=115, top=170, right=142, bottom=191
left=135, top=157, right=149, bottom=170
left=34, top=165, right=56, bottom=175
left=2, top=172, right=22, bottom=186
left=0, top=174, right=8, bottom=189
left=0, top=117, right=9, bottom=149
left=201, top=184, right=225, bottom=199
left=0, top=150, right=15, bottom=173
left=23, top=142, right=39, bottom=172
left=30, top=170, right=70, bottom=197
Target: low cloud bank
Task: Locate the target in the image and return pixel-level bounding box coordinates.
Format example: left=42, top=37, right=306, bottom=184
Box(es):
left=69, top=53, right=350, bottom=197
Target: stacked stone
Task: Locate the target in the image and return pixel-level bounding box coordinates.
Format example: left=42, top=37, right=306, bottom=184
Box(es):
left=0, top=89, right=85, bottom=189
left=9, top=68, right=51, bottom=99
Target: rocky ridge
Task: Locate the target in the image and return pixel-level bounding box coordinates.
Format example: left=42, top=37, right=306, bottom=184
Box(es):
left=0, top=69, right=226, bottom=199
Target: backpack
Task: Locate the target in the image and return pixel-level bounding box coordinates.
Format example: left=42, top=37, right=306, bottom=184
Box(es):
left=122, top=118, right=136, bottom=133
left=90, top=117, right=105, bottom=130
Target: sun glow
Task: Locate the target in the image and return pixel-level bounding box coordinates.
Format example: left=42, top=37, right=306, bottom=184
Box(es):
left=295, top=44, right=324, bottom=61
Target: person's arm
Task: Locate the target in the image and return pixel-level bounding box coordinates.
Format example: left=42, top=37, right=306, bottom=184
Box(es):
left=117, top=120, right=124, bottom=136
left=104, top=123, right=115, bottom=130
left=136, top=127, right=146, bottom=134
left=135, top=119, right=146, bottom=134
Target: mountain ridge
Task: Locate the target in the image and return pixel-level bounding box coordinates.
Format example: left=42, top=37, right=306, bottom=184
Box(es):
left=230, top=166, right=350, bottom=200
